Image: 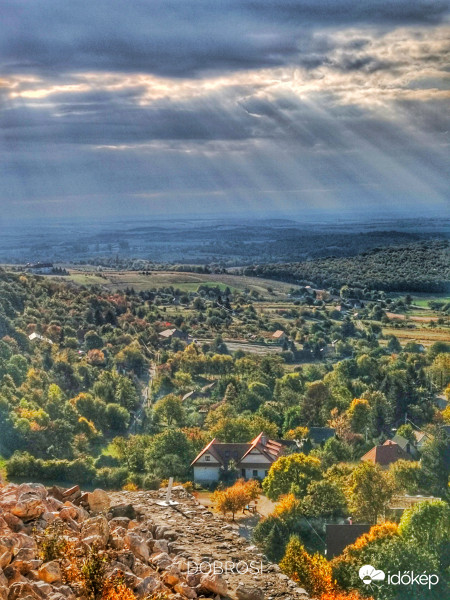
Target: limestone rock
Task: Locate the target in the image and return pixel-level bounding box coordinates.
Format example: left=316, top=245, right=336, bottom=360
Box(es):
left=10, top=497, right=44, bottom=522
left=87, top=490, right=110, bottom=514
left=236, top=584, right=264, bottom=600
left=125, top=533, right=149, bottom=563
left=7, top=582, right=41, bottom=600
left=200, top=574, right=228, bottom=597
left=81, top=516, right=109, bottom=547
left=37, top=561, right=61, bottom=584
left=174, top=582, right=197, bottom=598
left=109, top=504, right=136, bottom=520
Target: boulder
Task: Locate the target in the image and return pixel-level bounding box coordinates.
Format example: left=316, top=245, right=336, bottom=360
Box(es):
left=10, top=496, right=44, bottom=522
left=109, top=504, right=136, bottom=520
left=87, top=490, right=110, bottom=514
left=200, top=574, right=228, bottom=597
left=135, top=576, right=162, bottom=599
left=37, top=561, right=61, bottom=584
left=81, top=516, right=109, bottom=547
left=125, top=533, right=149, bottom=563
left=7, top=582, right=41, bottom=600
left=236, top=584, right=264, bottom=600
left=150, top=552, right=172, bottom=570
left=174, top=582, right=197, bottom=598
left=162, top=565, right=181, bottom=587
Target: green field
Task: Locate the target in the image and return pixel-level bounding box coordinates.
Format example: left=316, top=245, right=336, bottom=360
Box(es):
left=64, top=269, right=298, bottom=298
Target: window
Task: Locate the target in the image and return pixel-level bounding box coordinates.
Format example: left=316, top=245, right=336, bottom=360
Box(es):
left=205, top=455, right=210, bottom=462
left=252, top=470, right=258, bottom=477
left=265, top=470, right=269, bottom=477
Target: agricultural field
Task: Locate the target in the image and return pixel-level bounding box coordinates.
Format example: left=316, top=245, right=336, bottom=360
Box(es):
left=63, top=268, right=298, bottom=299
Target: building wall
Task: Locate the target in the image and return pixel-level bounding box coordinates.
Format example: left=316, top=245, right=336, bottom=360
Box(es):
left=193, top=466, right=220, bottom=483
left=241, top=468, right=269, bottom=480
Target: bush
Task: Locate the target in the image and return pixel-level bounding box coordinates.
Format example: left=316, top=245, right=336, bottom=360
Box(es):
left=94, top=467, right=128, bottom=490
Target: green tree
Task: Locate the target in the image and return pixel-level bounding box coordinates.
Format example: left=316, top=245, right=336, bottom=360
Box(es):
left=263, top=453, right=322, bottom=501
left=301, top=480, right=347, bottom=519
left=347, top=462, right=394, bottom=524
left=153, top=394, right=185, bottom=427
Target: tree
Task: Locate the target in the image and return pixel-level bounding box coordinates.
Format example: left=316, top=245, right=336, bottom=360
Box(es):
left=396, top=423, right=416, bottom=444
left=420, top=428, right=450, bottom=496
left=146, top=429, right=193, bottom=478
left=347, top=399, right=371, bottom=433
left=280, top=536, right=332, bottom=597
left=399, top=500, right=450, bottom=555
left=212, top=479, right=261, bottom=520
left=301, top=480, right=347, bottom=519
left=347, top=462, right=394, bottom=524
left=153, top=394, right=185, bottom=427
left=390, top=459, right=423, bottom=494
left=252, top=514, right=291, bottom=561
left=263, top=453, right=322, bottom=501
left=84, top=330, right=104, bottom=350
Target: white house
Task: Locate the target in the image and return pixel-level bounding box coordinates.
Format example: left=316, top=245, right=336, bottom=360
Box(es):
left=191, top=433, right=285, bottom=484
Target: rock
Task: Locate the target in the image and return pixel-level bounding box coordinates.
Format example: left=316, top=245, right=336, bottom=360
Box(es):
left=125, top=533, right=149, bottom=563
left=174, top=583, right=197, bottom=598
left=81, top=516, right=109, bottom=547
left=37, top=561, right=61, bottom=584
left=152, top=539, right=169, bottom=554
left=109, top=504, right=137, bottom=520
left=200, top=574, right=228, bottom=597
left=10, top=496, right=45, bottom=522
left=7, top=582, right=41, bottom=600
left=87, top=490, right=110, bottom=514
left=0, top=553, right=12, bottom=570
left=2, top=514, right=24, bottom=533
left=31, top=581, right=53, bottom=597
left=236, top=584, right=264, bottom=600
left=135, top=576, right=162, bottom=598
left=162, top=565, right=181, bottom=586
left=109, top=517, right=130, bottom=530
left=150, top=552, right=172, bottom=570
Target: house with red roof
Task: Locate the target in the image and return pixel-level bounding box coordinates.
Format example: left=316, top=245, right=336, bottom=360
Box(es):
left=360, top=439, right=413, bottom=469
left=191, top=433, right=285, bottom=483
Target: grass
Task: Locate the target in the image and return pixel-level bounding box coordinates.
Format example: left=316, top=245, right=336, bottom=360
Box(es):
left=63, top=269, right=298, bottom=299
left=0, top=455, right=7, bottom=481
left=382, top=326, right=450, bottom=347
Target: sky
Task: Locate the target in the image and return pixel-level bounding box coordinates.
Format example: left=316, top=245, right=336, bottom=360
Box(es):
left=1, top=1, right=449, bottom=221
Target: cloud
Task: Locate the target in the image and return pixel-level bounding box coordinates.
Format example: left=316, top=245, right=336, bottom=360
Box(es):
left=0, top=1, right=448, bottom=219
left=1, top=1, right=448, bottom=77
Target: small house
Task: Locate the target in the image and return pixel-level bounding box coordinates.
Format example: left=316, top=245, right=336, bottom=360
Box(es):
left=361, top=440, right=413, bottom=469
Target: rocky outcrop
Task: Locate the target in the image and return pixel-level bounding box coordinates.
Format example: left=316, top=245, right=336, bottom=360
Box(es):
left=0, top=482, right=308, bottom=600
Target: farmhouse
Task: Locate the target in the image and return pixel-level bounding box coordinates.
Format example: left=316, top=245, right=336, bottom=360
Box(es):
left=271, top=330, right=286, bottom=343
left=361, top=439, right=413, bottom=469
left=158, top=328, right=189, bottom=342
left=191, top=432, right=285, bottom=483
left=28, top=332, right=53, bottom=345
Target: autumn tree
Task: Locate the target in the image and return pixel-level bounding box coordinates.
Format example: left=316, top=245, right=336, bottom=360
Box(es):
left=212, top=478, right=261, bottom=520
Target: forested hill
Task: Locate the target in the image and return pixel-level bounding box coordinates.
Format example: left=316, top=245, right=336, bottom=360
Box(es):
left=243, top=240, right=450, bottom=292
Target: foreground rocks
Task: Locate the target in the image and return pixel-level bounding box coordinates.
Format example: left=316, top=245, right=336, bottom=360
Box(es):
left=0, top=482, right=308, bottom=599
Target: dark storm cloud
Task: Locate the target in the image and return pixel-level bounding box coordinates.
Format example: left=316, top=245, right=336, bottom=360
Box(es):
left=1, top=1, right=448, bottom=77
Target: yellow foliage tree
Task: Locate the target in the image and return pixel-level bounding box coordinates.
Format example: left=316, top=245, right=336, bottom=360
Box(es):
left=212, top=478, right=261, bottom=520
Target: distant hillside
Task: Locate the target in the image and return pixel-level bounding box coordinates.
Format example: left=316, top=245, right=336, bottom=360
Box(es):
left=243, top=240, right=450, bottom=292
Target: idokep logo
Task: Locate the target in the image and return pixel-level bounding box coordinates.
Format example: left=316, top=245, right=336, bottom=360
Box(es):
left=359, top=565, right=385, bottom=586
left=359, top=564, right=439, bottom=590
